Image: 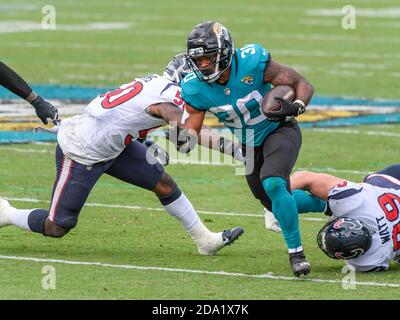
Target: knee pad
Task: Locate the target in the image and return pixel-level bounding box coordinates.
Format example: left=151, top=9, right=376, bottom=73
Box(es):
left=59, top=201, right=81, bottom=229
left=45, top=221, right=71, bottom=238
left=51, top=227, right=70, bottom=238
left=262, top=176, right=288, bottom=199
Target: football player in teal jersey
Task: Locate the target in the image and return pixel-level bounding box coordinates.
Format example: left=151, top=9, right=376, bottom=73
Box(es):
left=176, top=21, right=319, bottom=276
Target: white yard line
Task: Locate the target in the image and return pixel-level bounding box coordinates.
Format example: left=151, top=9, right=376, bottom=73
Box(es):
left=8, top=41, right=183, bottom=53
left=0, top=255, right=398, bottom=288
left=0, top=148, right=53, bottom=154
left=310, top=128, right=400, bottom=138
left=3, top=196, right=326, bottom=222
left=0, top=21, right=133, bottom=33
left=263, top=32, right=400, bottom=45
left=299, top=18, right=400, bottom=29
left=0, top=4, right=38, bottom=10
left=298, top=18, right=338, bottom=26
left=6, top=39, right=400, bottom=64
left=273, top=49, right=400, bottom=61
left=0, top=147, right=242, bottom=166
left=0, top=145, right=374, bottom=175
left=307, top=8, right=400, bottom=18
left=0, top=143, right=388, bottom=176
left=335, top=62, right=387, bottom=70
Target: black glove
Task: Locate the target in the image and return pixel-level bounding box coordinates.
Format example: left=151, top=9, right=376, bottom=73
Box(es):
left=142, top=140, right=170, bottom=166
left=219, top=137, right=245, bottom=162
left=165, top=126, right=197, bottom=154
left=324, top=202, right=333, bottom=217
left=31, top=95, right=60, bottom=125
left=265, top=97, right=306, bottom=122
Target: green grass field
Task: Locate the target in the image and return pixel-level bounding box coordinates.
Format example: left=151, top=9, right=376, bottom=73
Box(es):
left=1, top=0, right=400, bottom=300
left=1, top=0, right=399, bottom=99
left=0, top=125, right=400, bottom=300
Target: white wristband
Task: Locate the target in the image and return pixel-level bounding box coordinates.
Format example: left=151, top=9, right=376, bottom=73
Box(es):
left=294, top=99, right=306, bottom=115
left=293, top=100, right=305, bottom=108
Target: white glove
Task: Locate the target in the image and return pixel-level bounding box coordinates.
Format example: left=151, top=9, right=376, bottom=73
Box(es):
left=264, top=208, right=281, bottom=233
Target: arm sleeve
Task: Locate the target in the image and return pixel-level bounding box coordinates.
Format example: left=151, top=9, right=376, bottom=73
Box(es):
left=0, top=61, right=33, bottom=99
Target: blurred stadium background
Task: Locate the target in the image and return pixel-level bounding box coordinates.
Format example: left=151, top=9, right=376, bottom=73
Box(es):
left=0, top=0, right=399, bottom=299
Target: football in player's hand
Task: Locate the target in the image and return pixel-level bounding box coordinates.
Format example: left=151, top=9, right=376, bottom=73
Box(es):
left=262, top=85, right=295, bottom=115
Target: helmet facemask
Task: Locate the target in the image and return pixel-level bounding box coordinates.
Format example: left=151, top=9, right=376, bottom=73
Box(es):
left=163, top=53, right=191, bottom=84
left=186, top=21, right=234, bottom=83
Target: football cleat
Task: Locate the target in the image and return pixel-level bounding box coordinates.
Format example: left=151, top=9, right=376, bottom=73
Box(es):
left=289, top=251, right=311, bottom=277
left=264, top=208, right=281, bottom=233
left=197, top=227, right=244, bottom=255
left=0, top=199, right=14, bottom=227
left=222, top=227, right=244, bottom=246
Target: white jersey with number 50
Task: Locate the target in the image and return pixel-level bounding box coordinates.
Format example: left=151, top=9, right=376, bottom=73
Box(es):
left=328, top=174, right=400, bottom=271
left=57, top=74, right=185, bottom=165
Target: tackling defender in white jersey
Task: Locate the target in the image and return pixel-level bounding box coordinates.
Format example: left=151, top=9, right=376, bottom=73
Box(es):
left=0, top=70, right=244, bottom=256
left=290, top=165, right=400, bottom=272
left=57, top=74, right=177, bottom=165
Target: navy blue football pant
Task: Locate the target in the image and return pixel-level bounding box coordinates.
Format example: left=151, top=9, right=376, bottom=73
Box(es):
left=375, top=164, right=400, bottom=180
left=362, top=164, right=400, bottom=189
left=47, top=142, right=164, bottom=229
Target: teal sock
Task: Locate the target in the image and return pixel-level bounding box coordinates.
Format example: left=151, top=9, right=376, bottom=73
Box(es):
left=262, top=177, right=302, bottom=252
left=292, top=190, right=327, bottom=213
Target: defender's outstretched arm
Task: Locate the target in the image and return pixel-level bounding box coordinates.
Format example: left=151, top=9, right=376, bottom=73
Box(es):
left=290, top=171, right=346, bottom=200
left=0, top=61, right=59, bottom=125
left=148, top=103, right=242, bottom=159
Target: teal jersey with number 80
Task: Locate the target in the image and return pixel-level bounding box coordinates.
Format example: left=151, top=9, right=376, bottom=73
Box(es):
left=181, top=43, right=279, bottom=147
